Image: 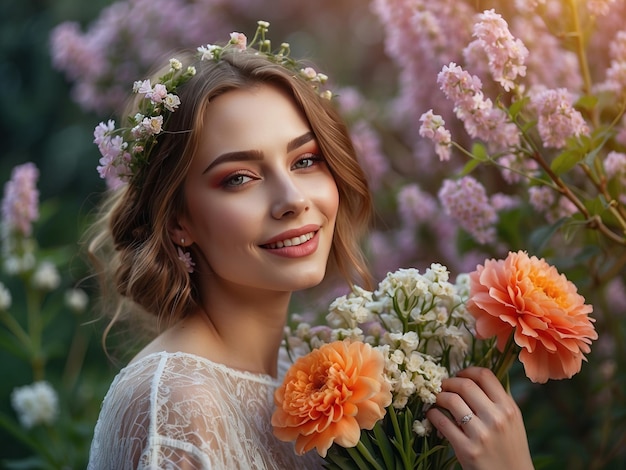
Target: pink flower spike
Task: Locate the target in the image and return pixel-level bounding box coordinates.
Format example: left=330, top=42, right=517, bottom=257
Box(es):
left=1, top=163, right=40, bottom=237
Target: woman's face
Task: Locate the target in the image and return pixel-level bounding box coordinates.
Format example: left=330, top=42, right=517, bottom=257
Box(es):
left=174, top=83, right=339, bottom=294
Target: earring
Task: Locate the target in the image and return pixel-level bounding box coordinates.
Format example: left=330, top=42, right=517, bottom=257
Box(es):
left=177, top=238, right=195, bottom=274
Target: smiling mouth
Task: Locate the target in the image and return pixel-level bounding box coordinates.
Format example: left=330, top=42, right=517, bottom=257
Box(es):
left=262, top=231, right=316, bottom=249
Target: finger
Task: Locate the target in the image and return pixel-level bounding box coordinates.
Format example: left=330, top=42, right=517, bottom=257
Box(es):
left=426, top=407, right=472, bottom=445
left=456, top=367, right=510, bottom=403
left=440, top=374, right=495, bottom=419
left=434, top=390, right=476, bottom=428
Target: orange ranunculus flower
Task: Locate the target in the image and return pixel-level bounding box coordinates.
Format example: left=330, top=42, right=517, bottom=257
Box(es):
left=467, top=250, right=597, bottom=384
left=272, top=340, right=392, bottom=457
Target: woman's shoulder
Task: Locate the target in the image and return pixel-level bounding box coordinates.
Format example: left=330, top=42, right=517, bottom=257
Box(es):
left=103, top=350, right=279, bottom=410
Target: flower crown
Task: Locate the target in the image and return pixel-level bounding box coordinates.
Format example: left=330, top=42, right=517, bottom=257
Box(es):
left=94, top=20, right=332, bottom=189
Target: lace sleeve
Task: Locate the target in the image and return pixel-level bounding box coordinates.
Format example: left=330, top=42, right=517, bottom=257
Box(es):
left=88, top=352, right=323, bottom=470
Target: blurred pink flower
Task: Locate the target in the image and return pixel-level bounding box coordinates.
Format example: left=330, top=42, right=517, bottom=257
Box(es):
left=1, top=163, right=40, bottom=237
left=350, top=121, right=389, bottom=190
left=438, top=176, right=497, bottom=244
left=530, top=88, right=589, bottom=149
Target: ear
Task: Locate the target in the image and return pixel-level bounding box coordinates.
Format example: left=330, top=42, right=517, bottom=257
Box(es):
left=167, top=216, right=193, bottom=247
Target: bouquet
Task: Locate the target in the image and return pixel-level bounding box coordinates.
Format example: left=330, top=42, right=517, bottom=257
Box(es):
left=271, top=251, right=597, bottom=469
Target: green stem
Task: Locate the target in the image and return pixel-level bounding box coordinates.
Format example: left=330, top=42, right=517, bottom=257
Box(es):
left=353, top=441, right=385, bottom=470
left=25, top=285, right=45, bottom=381
left=0, top=310, right=31, bottom=349
left=492, top=333, right=518, bottom=384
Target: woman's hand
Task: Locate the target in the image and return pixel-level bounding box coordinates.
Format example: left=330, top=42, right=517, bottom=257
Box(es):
left=425, top=367, right=534, bottom=470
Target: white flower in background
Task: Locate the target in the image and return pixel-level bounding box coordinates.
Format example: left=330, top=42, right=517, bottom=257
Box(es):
left=31, top=261, right=61, bottom=291
left=64, top=288, right=89, bottom=313
left=11, top=381, right=59, bottom=428
left=0, top=282, right=11, bottom=310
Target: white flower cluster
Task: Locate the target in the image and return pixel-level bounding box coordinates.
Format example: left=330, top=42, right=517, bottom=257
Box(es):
left=285, top=264, right=484, bottom=436
left=11, top=381, right=59, bottom=429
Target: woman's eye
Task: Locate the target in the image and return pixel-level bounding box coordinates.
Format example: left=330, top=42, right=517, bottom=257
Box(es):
left=222, top=173, right=253, bottom=188
left=293, top=154, right=323, bottom=170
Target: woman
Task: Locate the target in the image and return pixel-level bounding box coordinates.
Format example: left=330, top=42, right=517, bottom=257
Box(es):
left=86, top=25, right=533, bottom=469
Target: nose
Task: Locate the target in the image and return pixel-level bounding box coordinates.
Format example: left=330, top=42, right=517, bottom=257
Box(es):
left=270, top=174, right=310, bottom=219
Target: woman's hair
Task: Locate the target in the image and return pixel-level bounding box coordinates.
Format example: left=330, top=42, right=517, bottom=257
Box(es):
left=87, top=48, right=372, bottom=344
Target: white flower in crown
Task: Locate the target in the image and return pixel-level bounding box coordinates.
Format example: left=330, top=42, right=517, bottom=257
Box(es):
left=94, top=20, right=335, bottom=189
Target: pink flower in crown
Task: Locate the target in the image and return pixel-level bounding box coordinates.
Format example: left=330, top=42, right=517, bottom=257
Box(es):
left=229, top=32, right=247, bottom=50
left=1, top=163, right=39, bottom=237
left=134, top=79, right=153, bottom=95
left=300, top=67, right=318, bottom=80
left=148, top=83, right=168, bottom=103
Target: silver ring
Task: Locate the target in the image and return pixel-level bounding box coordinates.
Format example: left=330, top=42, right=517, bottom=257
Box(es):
left=459, top=412, right=473, bottom=425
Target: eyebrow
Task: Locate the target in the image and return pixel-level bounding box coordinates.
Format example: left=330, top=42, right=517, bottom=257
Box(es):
left=203, top=131, right=316, bottom=174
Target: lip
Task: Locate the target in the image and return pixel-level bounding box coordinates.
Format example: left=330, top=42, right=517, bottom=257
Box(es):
left=260, top=224, right=321, bottom=246
left=260, top=224, right=321, bottom=258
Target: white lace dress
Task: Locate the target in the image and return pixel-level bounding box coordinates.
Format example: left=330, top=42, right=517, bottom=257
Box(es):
left=87, top=351, right=323, bottom=469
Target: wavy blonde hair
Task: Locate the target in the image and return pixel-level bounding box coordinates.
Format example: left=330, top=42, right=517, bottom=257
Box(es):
left=87, top=48, right=372, bottom=347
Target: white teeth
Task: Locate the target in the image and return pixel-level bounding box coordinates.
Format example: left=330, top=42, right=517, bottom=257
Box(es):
left=265, top=232, right=314, bottom=249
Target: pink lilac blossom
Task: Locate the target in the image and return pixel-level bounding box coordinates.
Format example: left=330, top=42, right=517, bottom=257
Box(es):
left=604, top=151, right=626, bottom=178
left=530, top=88, right=589, bottom=149
left=528, top=185, right=555, bottom=213
left=419, top=110, right=452, bottom=161
left=437, top=176, right=498, bottom=244
left=595, top=29, right=626, bottom=98
left=588, top=0, right=618, bottom=16
left=528, top=186, right=577, bottom=223
left=468, top=9, right=528, bottom=92
left=508, top=15, right=581, bottom=92
left=372, top=0, right=475, bottom=164
left=396, top=184, right=439, bottom=227
left=490, top=193, right=520, bottom=211
left=349, top=120, right=389, bottom=190
left=334, top=87, right=366, bottom=115
left=1, top=163, right=40, bottom=237
left=497, top=153, right=540, bottom=184
left=50, top=0, right=232, bottom=113
left=437, top=63, right=521, bottom=151
left=367, top=230, right=404, bottom=278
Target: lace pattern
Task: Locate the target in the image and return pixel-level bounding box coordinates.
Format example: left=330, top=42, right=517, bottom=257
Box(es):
left=88, top=351, right=323, bottom=469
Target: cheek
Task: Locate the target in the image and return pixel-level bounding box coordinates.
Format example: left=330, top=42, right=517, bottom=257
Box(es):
left=320, top=177, right=340, bottom=223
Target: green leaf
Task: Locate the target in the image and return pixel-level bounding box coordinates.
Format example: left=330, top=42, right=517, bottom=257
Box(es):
left=372, top=421, right=397, bottom=469
left=574, top=94, right=598, bottom=112
left=507, top=96, right=529, bottom=120
left=470, top=142, right=489, bottom=162
left=528, top=218, right=567, bottom=252
left=459, top=158, right=481, bottom=177
left=550, top=149, right=582, bottom=174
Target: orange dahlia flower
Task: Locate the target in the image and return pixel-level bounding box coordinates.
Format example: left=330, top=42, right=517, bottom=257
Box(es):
left=272, top=340, right=392, bottom=457
left=467, top=250, right=597, bottom=384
